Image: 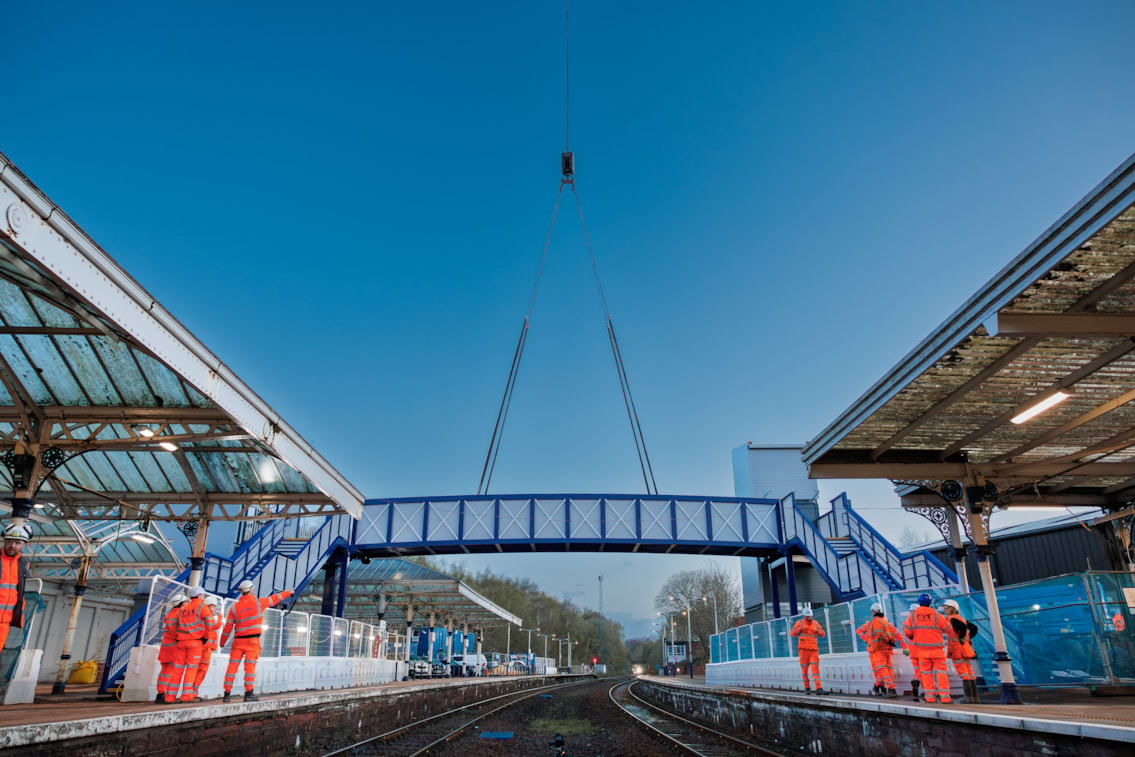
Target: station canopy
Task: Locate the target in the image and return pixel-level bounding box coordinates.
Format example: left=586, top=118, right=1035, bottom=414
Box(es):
left=22, top=517, right=183, bottom=592
left=290, top=558, right=522, bottom=629
left=804, top=152, right=1135, bottom=514
left=0, top=151, right=363, bottom=524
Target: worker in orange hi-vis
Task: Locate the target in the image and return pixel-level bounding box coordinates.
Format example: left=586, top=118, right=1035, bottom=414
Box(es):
left=856, top=602, right=907, bottom=698
left=790, top=607, right=827, bottom=695
left=221, top=580, right=293, bottom=702
left=192, top=595, right=223, bottom=697
left=166, top=586, right=211, bottom=703
left=903, top=593, right=952, bottom=705
left=941, top=599, right=981, bottom=704
left=154, top=593, right=187, bottom=704
left=0, top=523, right=31, bottom=651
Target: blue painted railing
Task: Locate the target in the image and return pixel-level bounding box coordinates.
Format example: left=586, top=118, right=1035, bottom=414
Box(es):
left=834, top=494, right=958, bottom=589
left=781, top=494, right=900, bottom=599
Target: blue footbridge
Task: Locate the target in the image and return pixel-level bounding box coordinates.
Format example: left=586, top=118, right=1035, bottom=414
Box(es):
left=99, top=491, right=955, bottom=693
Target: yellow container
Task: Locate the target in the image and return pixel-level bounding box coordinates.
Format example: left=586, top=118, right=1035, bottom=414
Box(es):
left=68, top=660, right=98, bottom=684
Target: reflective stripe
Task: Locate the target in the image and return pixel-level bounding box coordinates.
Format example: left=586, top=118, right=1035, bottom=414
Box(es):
left=229, top=595, right=266, bottom=637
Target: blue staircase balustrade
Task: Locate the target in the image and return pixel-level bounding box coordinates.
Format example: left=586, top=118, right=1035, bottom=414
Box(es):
left=832, top=493, right=958, bottom=590
left=780, top=493, right=900, bottom=600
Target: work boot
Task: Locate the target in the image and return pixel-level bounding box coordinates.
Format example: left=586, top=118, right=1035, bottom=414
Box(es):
left=155, top=693, right=164, bottom=704
left=815, top=688, right=827, bottom=696
left=911, top=680, right=921, bottom=701
left=885, top=688, right=898, bottom=699
left=244, top=691, right=259, bottom=702
left=222, top=691, right=231, bottom=703
left=804, top=688, right=814, bottom=695
left=965, top=680, right=980, bottom=704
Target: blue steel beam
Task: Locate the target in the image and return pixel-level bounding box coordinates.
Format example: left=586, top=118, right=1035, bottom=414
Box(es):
left=355, top=494, right=783, bottom=557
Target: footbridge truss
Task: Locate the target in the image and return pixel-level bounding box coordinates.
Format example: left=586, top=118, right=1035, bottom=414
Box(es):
left=355, top=494, right=784, bottom=557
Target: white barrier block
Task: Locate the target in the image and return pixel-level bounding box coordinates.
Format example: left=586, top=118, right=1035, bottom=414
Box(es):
left=3, top=648, right=42, bottom=705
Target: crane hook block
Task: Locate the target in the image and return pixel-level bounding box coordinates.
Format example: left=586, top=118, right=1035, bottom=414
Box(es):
left=561, top=152, right=575, bottom=181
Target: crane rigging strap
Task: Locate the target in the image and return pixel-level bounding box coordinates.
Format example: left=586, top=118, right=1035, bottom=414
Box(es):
left=477, top=0, right=657, bottom=495
left=477, top=184, right=566, bottom=495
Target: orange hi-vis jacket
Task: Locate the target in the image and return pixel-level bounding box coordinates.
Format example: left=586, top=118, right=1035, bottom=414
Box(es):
left=158, top=606, right=181, bottom=662
left=856, top=615, right=907, bottom=653
left=202, top=605, right=223, bottom=650
left=903, top=606, right=948, bottom=659
left=946, top=612, right=977, bottom=659
left=790, top=617, right=825, bottom=652
left=174, top=597, right=215, bottom=642
left=0, top=552, right=29, bottom=627
left=221, top=590, right=293, bottom=645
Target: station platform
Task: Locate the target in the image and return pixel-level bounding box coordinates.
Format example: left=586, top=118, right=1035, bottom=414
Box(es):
left=3, top=674, right=1133, bottom=755
left=640, top=674, right=1135, bottom=742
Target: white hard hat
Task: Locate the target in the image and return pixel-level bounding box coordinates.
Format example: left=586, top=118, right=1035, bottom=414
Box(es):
left=870, top=603, right=883, bottom=614
left=171, top=593, right=188, bottom=605
left=942, top=599, right=960, bottom=612
left=238, top=580, right=254, bottom=593
left=204, top=595, right=219, bottom=606
left=802, top=607, right=813, bottom=617
left=188, top=586, right=204, bottom=598
left=3, top=523, right=31, bottom=542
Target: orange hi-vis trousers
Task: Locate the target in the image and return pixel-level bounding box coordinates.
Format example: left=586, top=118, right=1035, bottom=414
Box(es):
left=916, top=655, right=951, bottom=703
left=224, top=636, right=261, bottom=693
left=869, top=649, right=896, bottom=689
left=156, top=642, right=177, bottom=695
left=949, top=658, right=975, bottom=681
left=798, top=649, right=821, bottom=689
left=167, top=639, right=203, bottom=702
left=193, top=646, right=215, bottom=691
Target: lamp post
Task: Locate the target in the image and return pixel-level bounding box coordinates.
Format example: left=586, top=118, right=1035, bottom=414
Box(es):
left=539, top=632, right=553, bottom=671
left=521, top=627, right=538, bottom=673
left=657, top=611, right=677, bottom=676
left=670, top=594, right=695, bottom=679
left=703, top=593, right=719, bottom=635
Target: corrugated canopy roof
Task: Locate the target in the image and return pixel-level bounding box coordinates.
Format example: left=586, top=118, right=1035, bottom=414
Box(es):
left=290, top=558, right=522, bottom=628
left=804, top=152, right=1135, bottom=512
left=0, top=152, right=363, bottom=522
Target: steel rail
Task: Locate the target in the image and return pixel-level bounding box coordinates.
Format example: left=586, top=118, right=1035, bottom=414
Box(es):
left=319, top=679, right=593, bottom=757
left=609, top=679, right=785, bottom=757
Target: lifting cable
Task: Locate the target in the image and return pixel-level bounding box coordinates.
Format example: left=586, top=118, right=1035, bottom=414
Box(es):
left=477, top=0, right=657, bottom=495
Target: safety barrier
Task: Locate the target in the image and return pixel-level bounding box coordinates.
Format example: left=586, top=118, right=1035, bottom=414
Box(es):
left=118, top=576, right=407, bottom=702
left=709, top=571, right=1135, bottom=689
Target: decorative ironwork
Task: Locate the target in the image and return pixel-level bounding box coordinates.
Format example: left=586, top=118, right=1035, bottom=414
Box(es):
left=908, top=505, right=952, bottom=543
left=41, top=446, right=66, bottom=471
left=69, top=558, right=82, bottom=570
left=178, top=520, right=198, bottom=547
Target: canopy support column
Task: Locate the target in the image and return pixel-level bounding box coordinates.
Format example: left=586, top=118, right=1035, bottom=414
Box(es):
left=967, top=490, right=1022, bottom=705
left=50, top=554, right=90, bottom=695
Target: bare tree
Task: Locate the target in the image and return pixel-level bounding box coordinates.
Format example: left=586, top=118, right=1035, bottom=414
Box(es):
left=654, top=562, right=742, bottom=667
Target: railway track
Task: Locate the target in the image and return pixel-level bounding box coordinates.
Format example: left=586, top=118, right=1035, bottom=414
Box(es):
left=318, top=679, right=591, bottom=757
left=610, top=679, right=786, bottom=757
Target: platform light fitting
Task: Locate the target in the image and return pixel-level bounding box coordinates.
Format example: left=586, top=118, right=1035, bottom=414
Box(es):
left=158, top=441, right=179, bottom=452
left=131, top=533, right=156, bottom=544
left=133, top=425, right=156, bottom=438
left=1010, top=390, right=1070, bottom=424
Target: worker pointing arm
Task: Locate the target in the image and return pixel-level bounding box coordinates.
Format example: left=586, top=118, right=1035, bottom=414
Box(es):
left=221, top=580, right=294, bottom=703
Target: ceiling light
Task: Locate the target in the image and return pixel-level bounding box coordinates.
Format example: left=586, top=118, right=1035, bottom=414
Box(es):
left=1010, top=391, right=1070, bottom=424
left=158, top=441, right=179, bottom=452
left=131, top=533, right=156, bottom=544
left=133, top=425, right=155, bottom=438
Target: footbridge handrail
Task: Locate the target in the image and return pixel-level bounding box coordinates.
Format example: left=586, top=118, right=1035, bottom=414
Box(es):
left=834, top=494, right=958, bottom=589
left=781, top=494, right=899, bottom=598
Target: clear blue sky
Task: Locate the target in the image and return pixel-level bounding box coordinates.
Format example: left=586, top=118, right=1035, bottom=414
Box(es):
left=6, top=1, right=1135, bottom=637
